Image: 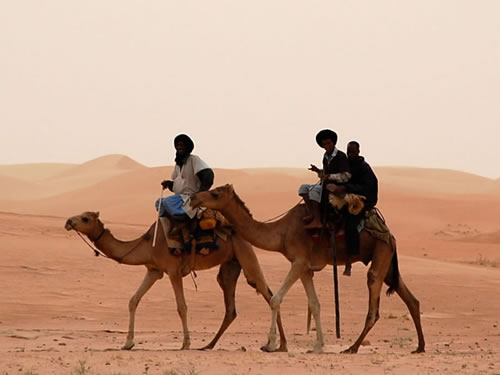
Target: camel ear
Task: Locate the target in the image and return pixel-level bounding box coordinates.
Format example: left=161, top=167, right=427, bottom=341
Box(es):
left=226, top=184, right=234, bottom=193
left=95, top=211, right=100, bottom=218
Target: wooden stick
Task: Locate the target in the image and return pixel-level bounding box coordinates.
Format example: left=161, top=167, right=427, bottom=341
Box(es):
left=152, top=188, right=164, bottom=247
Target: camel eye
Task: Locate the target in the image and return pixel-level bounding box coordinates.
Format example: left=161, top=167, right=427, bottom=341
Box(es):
left=210, top=191, right=219, bottom=198
left=82, top=217, right=89, bottom=223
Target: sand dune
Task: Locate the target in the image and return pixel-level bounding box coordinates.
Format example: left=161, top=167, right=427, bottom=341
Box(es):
left=0, top=175, right=40, bottom=200
left=0, top=162, right=74, bottom=182
left=52, top=154, right=145, bottom=179
left=1, top=156, right=499, bottom=374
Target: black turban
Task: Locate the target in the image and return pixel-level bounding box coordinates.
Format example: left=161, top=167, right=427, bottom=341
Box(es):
left=315, top=129, right=338, bottom=147
left=174, top=134, right=194, bottom=154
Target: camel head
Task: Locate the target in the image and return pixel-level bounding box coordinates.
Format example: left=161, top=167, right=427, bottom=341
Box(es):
left=65, top=211, right=103, bottom=237
left=191, top=184, right=235, bottom=210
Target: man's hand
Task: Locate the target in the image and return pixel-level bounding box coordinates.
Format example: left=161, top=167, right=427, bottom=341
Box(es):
left=308, top=164, right=320, bottom=173
left=161, top=180, right=173, bottom=190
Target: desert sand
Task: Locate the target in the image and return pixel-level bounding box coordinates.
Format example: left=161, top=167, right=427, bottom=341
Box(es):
left=0, top=155, right=499, bottom=375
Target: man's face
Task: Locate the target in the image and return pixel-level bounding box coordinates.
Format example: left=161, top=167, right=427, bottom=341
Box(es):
left=347, top=143, right=359, bottom=160
left=175, top=141, right=187, bottom=155
left=320, top=138, right=336, bottom=154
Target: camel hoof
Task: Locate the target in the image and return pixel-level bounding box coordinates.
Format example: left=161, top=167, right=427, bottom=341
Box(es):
left=307, top=345, right=324, bottom=354
left=341, top=346, right=358, bottom=354
left=198, top=345, right=214, bottom=351
left=260, top=344, right=277, bottom=353
left=412, top=347, right=425, bottom=354
left=121, top=342, right=135, bottom=350
left=276, top=345, right=288, bottom=353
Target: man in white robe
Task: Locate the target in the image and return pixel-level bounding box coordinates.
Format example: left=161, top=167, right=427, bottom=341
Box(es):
left=155, top=134, right=214, bottom=237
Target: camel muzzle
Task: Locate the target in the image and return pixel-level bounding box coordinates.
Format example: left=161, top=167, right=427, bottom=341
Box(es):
left=65, top=219, right=74, bottom=231
left=190, top=194, right=201, bottom=208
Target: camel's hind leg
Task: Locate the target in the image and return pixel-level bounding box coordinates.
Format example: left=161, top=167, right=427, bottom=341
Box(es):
left=123, top=269, right=163, bottom=350
left=300, top=271, right=324, bottom=353
left=344, top=241, right=393, bottom=354
left=168, top=273, right=191, bottom=350
left=387, top=275, right=425, bottom=353
left=232, top=235, right=288, bottom=352
left=200, top=259, right=242, bottom=350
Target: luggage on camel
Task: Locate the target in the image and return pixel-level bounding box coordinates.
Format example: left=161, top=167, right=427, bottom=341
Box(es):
left=159, top=208, right=232, bottom=256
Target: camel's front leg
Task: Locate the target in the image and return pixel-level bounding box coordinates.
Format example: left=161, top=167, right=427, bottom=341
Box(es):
left=168, top=273, right=190, bottom=350
left=300, top=271, right=324, bottom=353
left=123, top=269, right=163, bottom=350
left=262, top=261, right=305, bottom=353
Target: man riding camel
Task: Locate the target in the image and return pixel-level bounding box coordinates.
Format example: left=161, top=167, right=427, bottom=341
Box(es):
left=298, top=129, right=351, bottom=230
left=330, top=140, right=379, bottom=276
left=155, top=134, right=214, bottom=238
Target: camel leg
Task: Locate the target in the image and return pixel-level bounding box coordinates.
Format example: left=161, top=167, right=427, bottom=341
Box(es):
left=123, top=269, right=163, bottom=350
left=200, top=259, right=242, bottom=350
left=300, top=271, right=324, bottom=353
left=343, top=243, right=392, bottom=354
left=168, top=273, right=190, bottom=350
left=262, top=261, right=305, bottom=352
left=390, top=275, right=425, bottom=353
left=232, top=236, right=288, bottom=352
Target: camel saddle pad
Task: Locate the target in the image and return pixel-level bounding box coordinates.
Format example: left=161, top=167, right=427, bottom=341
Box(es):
left=362, top=208, right=391, bottom=245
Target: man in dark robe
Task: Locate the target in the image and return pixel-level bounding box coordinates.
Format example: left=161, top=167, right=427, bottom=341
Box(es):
left=331, top=140, right=378, bottom=275
left=298, top=129, right=351, bottom=230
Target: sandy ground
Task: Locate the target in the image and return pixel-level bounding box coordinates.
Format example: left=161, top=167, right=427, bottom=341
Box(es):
left=1, top=157, right=499, bottom=374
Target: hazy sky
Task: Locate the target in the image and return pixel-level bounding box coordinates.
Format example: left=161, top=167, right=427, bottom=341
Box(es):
left=1, top=1, right=499, bottom=177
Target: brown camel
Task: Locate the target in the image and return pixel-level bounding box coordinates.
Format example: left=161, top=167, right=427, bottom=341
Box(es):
left=64, top=211, right=287, bottom=351
left=191, top=185, right=425, bottom=354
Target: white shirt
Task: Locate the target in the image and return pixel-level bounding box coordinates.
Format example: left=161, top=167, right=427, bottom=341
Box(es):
left=171, top=154, right=210, bottom=195
left=171, top=154, right=210, bottom=218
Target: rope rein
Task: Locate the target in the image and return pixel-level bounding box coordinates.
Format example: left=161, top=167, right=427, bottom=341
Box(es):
left=262, top=198, right=303, bottom=223
left=75, top=229, right=109, bottom=258
left=74, top=227, right=141, bottom=263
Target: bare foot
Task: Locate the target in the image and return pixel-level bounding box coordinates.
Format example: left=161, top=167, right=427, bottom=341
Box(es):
left=302, top=215, right=313, bottom=223
left=199, top=248, right=210, bottom=255
left=304, top=220, right=322, bottom=230
left=343, top=265, right=351, bottom=276
left=170, top=248, right=182, bottom=256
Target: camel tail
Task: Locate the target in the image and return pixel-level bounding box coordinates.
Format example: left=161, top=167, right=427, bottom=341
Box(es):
left=386, top=235, right=400, bottom=296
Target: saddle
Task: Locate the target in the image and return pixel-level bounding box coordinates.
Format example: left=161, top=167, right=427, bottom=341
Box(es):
left=167, top=209, right=232, bottom=256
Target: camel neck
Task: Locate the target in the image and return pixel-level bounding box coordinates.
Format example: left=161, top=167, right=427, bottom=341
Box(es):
left=223, top=199, right=284, bottom=252
left=91, top=228, right=152, bottom=265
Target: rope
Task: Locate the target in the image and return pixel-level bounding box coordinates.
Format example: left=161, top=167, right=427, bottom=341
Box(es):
left=263, top=198, right=303, bottom=223
left=74, top=228, right=141, bottom=263
left=75, top=230, right=109, bottom=258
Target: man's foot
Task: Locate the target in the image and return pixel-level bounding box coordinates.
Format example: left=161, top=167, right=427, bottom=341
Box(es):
left=304, top=220, right=322, bottom=230
left=170, top=224, right=184, bottom=236
left=170, top=248, right=182, bottom=256
left=343, top=264, right=352, bottom=277
left=302, top=215, right=313, bottom=223
left=199, top=248, right=210, bottom=255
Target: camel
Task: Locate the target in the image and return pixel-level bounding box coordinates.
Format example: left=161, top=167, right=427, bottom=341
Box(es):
left=64, top=211, right=287, bottom=351
left=191, top=185, right=425, bottom=354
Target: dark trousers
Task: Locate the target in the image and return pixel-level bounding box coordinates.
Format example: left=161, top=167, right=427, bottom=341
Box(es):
left=344, top=209, right=363, bottom=256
